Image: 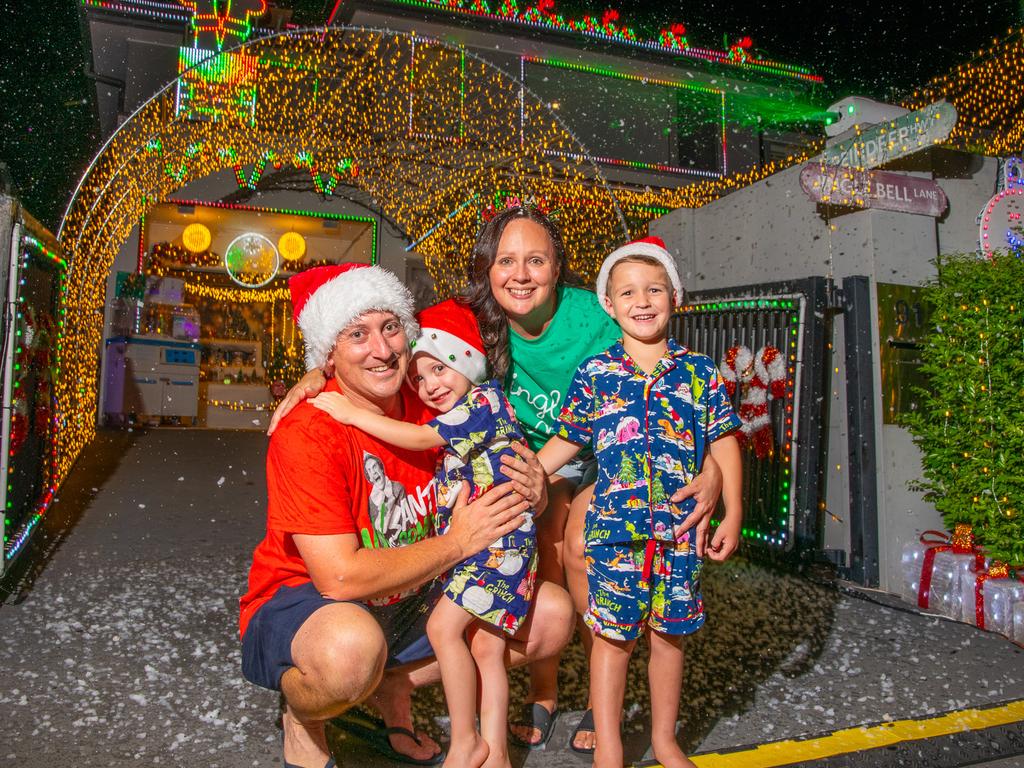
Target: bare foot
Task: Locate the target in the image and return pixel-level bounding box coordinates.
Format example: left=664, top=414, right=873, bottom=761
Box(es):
left=282, top=707, right=332, bottom=768
left=509, top=700, right=557, bottom=747
left=480, top=740, right=512, bottom=768
left=368, top=671, right=442, bottom=762
left=443, top=732, right=488, bottom=768
left=651, top=737, right=697, bottom=768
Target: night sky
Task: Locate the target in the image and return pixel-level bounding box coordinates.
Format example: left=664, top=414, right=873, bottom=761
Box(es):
left=0, top=0, right=1019, bottom=230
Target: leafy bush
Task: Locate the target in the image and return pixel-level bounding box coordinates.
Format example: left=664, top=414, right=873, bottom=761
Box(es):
left=902, top=252, right=1024, bottom=565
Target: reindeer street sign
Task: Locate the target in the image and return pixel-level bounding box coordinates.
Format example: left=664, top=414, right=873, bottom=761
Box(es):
left=819, top=100, right=957, bottom=170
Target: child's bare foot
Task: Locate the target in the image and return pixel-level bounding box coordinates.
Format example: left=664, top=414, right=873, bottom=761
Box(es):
left=480, top=742, right=512, bottom=768
left=651, top=737, right=697, bottom=768
left=443, top=733, right=489, bottom=768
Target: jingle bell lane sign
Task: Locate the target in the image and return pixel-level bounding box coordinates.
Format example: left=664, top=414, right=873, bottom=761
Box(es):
left=819, top=99, right=957, bottom=170
left=799, top=165, right=949, bottom=217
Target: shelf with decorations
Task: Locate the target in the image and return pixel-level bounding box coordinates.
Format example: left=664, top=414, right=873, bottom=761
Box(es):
left=199, top=339, right=271, bottom=429
left=200, top=338, right=265, bottom=383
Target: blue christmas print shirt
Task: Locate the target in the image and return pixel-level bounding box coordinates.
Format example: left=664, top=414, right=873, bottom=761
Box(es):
left=557, top=339, right=741, bottom=547
left=429, top=379, right=537, bottom=634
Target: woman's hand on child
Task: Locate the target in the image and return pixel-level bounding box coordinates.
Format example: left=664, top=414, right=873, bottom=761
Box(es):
left=268, top=368, right=328, bottom=435
left=311, top=392, right=356, bottom=424
left=448, top=481, right=531, bottom=558
left=669, top=455, right=724, bottom=557
left=499, top=441, right=548, bottom=512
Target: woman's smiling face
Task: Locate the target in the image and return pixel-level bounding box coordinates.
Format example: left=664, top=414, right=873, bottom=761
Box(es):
left=487, top=217, right=559, bottom=337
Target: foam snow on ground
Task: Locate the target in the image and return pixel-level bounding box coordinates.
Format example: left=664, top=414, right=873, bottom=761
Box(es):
left=0, top=552, right=279, bottom=767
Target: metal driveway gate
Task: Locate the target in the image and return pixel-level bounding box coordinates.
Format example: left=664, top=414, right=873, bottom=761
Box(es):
left=669, top=277, right=831, bottom=555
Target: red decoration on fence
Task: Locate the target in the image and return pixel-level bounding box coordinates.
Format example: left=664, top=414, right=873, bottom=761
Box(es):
left=720, top=344, right=786, bottom=458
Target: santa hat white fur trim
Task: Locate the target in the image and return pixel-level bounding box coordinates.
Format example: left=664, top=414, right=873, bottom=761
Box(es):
left=411, top=326, right=488, bottom=385
left=595, top=240, right=684, bottom=311
left=297, top=266, right=418, bottom=371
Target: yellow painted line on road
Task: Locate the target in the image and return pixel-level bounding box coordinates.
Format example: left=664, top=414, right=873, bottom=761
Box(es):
left=674, top=699, right=1024, bottom=768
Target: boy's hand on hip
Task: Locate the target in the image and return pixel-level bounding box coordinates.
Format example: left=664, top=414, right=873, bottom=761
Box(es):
left=706, top=515, right=741, bottom=561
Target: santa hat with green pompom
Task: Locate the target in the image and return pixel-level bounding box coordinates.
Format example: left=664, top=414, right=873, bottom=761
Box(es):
left=410, top=298, right=488, bottom=385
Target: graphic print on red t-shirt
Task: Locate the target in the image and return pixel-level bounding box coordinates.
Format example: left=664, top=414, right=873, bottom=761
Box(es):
left=239, top=382, right=439, bottom=637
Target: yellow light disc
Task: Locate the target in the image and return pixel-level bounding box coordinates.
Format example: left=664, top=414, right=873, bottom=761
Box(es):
left=182, top=223, right=212, bottom=253
left=278, top=231, right=306, bottom=262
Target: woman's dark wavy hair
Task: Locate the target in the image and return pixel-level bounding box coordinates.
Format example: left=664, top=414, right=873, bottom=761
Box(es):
left=463, top=205, right=574, bottom=382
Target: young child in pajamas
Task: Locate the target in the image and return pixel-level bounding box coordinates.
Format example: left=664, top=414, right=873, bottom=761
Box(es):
left=537, top=236, right=743, bottom=768
left=312, top=298, right=536, bottom=768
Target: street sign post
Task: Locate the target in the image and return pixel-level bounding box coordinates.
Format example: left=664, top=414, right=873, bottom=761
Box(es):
left=799, top=164, right=948, bottom=217
left=819, top=100, right=957, bottom=169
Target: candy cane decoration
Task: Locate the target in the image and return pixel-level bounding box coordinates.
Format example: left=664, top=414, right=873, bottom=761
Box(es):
left=720, top=344, right=786, bottom=458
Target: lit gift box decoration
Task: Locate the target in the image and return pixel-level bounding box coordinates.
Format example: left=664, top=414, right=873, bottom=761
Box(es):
left=960, top=562, right=1024, bottom=637
left=901, top=525, right=985, bottom=620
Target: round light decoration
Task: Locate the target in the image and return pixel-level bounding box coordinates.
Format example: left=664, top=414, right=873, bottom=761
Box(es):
left=224, top=233, right=280, bottom=288
left=278, top=231, right=306, bottom=262
left=979, top=187, right=1024, bottom=259
left=182, top=223, right=212, bottom=253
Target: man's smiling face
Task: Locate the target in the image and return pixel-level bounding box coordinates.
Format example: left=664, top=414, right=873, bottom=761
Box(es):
left=330, top=310, right=410, bottom=413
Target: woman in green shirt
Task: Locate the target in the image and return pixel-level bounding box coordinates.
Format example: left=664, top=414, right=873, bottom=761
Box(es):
left=463, top=205, right=723, bottom=753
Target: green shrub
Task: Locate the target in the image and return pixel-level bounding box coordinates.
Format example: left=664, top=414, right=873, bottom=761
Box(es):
left=902, top=252, right=1024, bottom=565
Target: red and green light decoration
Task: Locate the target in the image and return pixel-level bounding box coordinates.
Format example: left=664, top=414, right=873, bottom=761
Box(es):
left=175, top=0, right=266, bottom=51
left=379, top=0, right=822, bottom=83
left=677, top=297, right=802, bottom=548
left=3, top=235, right=67, bottom=568
left=176, top=46, right=259, bottom=124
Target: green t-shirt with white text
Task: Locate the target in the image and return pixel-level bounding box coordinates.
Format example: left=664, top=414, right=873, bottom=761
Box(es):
left=506, top=285, right=620, bottom=452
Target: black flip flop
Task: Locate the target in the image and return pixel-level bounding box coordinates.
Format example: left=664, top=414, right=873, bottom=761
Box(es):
left=331, top=710, right=445, bottom=766
left=569, top=708, right=595, bottom=755
left=509, top=702, right=559, bottom=750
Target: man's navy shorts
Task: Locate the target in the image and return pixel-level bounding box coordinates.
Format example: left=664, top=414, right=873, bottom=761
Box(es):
left=241, top=580, right=441, bottom=691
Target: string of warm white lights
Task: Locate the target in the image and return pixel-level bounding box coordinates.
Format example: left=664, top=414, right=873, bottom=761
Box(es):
left=902, top=28, right=1024, bottom=157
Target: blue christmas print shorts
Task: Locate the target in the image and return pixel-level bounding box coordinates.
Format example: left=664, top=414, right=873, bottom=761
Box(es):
left=583, top=537, right=704, bottom=641
left=443, top=536, right=538, bottom=636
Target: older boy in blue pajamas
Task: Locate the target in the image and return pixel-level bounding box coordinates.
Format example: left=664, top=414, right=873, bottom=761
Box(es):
left=539, top=236, right=743, bottom=768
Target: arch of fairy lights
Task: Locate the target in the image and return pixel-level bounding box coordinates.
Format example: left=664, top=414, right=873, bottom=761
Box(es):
left=55, top=25, right=629, bottom=482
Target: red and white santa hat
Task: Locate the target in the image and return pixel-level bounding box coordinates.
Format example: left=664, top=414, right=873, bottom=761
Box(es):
left=410, top=298, right=488, bottom=385
left=595, top=235, right=684, bottom=308
left=289, top=263, right=418, bottom=371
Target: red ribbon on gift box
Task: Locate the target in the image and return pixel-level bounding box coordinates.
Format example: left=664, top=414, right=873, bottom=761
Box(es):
left=969, top=561, right=1019, bottom=630
left=917, top=525, right=984, bottom=610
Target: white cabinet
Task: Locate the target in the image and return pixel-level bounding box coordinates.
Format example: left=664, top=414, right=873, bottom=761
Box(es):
left=104, top=336, right=200, bottom=424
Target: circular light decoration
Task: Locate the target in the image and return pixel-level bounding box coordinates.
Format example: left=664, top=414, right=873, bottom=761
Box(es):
left=224, top=233, right=280, bottom=288
left=182, top=223, right=212, bottom=253
left=278, top=231, right=306, bottom=262
left=978, top=188, right=1024, bottom=259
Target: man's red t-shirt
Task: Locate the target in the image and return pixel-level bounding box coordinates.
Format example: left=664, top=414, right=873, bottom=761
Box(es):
left=239, top=380, right=438, bottom=638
